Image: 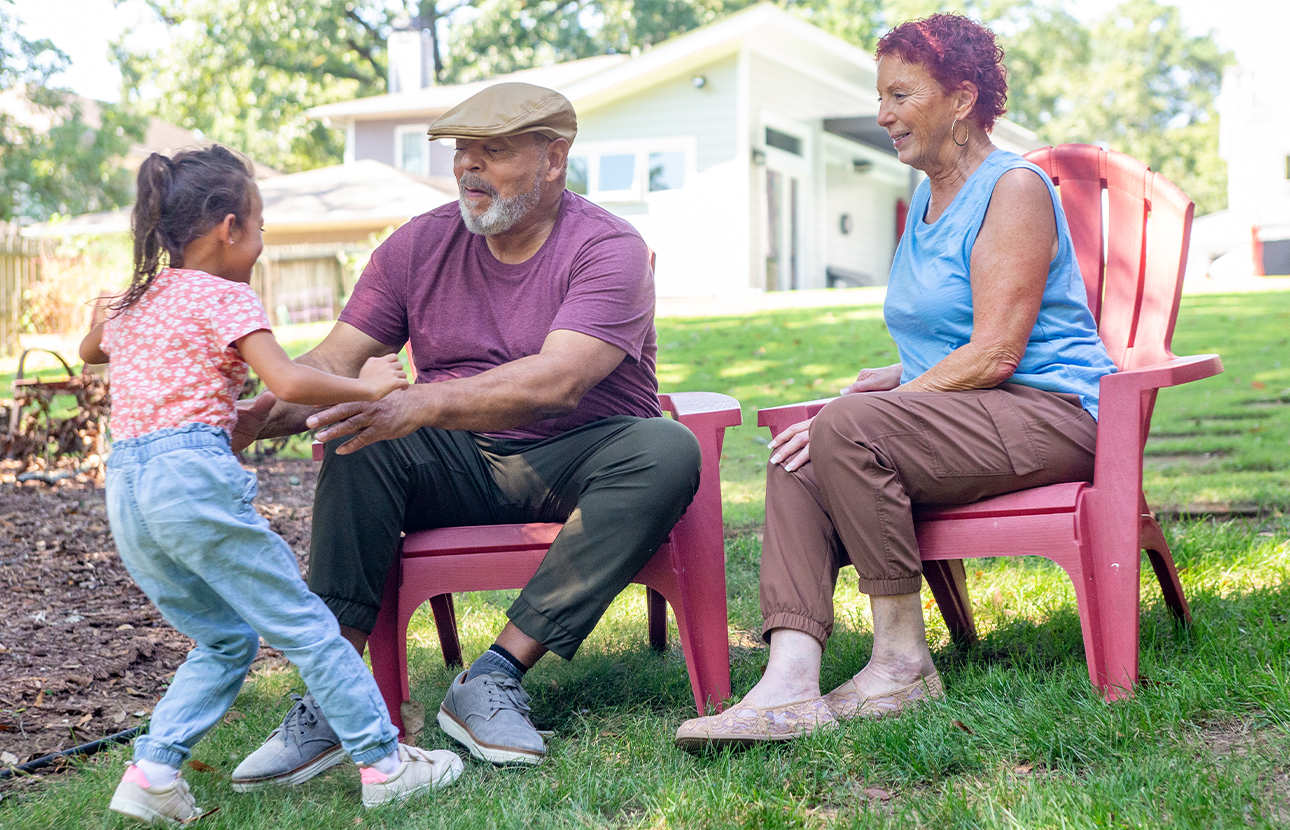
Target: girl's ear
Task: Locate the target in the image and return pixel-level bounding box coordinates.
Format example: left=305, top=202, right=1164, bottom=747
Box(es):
left=216, top=213, right=238, bottom=245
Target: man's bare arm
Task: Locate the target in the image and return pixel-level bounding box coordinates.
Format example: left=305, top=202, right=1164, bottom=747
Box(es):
left=238, top=322, right=399, bottom=443
left=309, top=329, right=626, bottom=455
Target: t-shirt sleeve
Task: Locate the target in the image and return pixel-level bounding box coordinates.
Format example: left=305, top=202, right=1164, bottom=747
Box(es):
left=209, top=282, right=272, bottom=347
left=550, top=230, right=654, bottom=362
left=338, top=225, right=412, bottom=348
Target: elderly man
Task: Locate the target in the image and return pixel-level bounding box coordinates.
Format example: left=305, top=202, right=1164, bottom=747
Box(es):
left=229, top=83, right=700, bottom=785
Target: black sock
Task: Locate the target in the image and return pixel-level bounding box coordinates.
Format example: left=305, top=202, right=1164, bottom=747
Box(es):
left=465, top=644, right=527, bottom=682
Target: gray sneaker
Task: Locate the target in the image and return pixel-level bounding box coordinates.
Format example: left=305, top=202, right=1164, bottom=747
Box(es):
left=436, top=671, right=546, bottom=765
left=231, top=692, right=346, bottom=791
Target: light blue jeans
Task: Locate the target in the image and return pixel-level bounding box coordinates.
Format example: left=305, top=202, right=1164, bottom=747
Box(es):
left=106, top=424, right=398, bottom=768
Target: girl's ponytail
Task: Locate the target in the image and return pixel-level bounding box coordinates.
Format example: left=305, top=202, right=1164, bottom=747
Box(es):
left=115, top=145, right=255, bottom=312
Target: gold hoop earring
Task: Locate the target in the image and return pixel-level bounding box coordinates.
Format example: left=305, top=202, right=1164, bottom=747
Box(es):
left=952, top=118, right=969, bottom=147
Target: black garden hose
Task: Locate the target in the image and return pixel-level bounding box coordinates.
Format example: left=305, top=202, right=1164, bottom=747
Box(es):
left=0, top=726, right=141, bottom=780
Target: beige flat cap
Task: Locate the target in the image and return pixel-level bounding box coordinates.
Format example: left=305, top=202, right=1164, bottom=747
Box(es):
left=427, top=83, right=577, bottom=143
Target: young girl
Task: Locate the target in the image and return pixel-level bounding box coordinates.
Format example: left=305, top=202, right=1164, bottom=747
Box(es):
left=81, top=146, right=463, bottom=826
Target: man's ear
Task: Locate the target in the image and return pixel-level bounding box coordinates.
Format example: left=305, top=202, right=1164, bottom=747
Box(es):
left=545, top=138, right=571, bottom=183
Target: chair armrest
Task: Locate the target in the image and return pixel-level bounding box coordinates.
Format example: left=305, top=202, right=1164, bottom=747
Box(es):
left=1090, top=353, right=1223, bottom=500
left=1099, top=353, right=1224, bottom=394
left=659, top=391, right=742, bottom=427
left=756, top=398, right=837, bottom=438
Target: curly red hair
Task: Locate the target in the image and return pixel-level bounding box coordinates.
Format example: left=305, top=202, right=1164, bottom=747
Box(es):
left=876, top=13, right=1008, bottom=132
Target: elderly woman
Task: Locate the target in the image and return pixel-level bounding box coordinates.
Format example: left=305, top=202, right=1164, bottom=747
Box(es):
left=676, top=14, right=1116, bottom=748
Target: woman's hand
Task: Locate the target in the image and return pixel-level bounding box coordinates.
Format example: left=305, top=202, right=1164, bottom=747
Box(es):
left=769, top=363, right=903, bottom=471
left=768, top=417, right=813, bottom=472
left=840, top=363, right=902, bottom=395
left=358, top=354, right=410, bottom=400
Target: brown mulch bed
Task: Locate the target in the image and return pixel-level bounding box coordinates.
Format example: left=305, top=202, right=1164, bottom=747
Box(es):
left=0, top=457, right=317, bottom=787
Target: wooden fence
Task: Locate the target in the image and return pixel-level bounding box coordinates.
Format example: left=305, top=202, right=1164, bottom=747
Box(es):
left=0, top=234, right=38, bottom=357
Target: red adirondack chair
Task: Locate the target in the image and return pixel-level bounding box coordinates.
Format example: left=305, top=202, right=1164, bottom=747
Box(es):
left=317, top=389, right=741, bottom=734
left=757, top=144, right=1223, bottom=701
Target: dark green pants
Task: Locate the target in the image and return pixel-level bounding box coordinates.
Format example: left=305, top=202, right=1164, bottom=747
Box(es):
left=307, top=415, right=702, bottom=660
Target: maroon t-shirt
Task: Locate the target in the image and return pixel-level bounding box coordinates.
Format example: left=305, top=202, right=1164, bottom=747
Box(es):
left=339, top=190, right=662, bottom=441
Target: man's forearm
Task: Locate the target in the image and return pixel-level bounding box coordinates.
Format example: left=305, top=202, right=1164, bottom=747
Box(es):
left=256, top=348, right=346, bottom=438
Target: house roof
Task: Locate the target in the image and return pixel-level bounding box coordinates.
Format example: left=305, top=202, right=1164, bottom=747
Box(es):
left=23, top=160, right=455, bottom=238
left=305, top=3, right=876, bottom=125
left=303, top=3, right=1039, bottom=151
left=307, top=54, right=630, bottom=124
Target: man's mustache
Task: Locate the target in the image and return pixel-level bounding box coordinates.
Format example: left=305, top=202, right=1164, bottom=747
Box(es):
left=458, top=175, right=497, bottom=197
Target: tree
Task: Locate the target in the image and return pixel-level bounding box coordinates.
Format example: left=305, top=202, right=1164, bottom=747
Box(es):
left=115, top=0, right=395, bottom=174
left=1031, top=0, right=1231, bottom=214
left=0, top=0, right=145, bottom=222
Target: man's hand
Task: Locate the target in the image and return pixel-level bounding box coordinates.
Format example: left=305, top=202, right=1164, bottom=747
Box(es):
left=232, top=391, right=278, bottom=452
left=307, top=387, right=423, bottom=455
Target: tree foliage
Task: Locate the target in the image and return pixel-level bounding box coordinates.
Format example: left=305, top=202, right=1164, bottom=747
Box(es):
left=0, top=0, right=145, bottom=223
left=114, top=0, right=1231, bottom=213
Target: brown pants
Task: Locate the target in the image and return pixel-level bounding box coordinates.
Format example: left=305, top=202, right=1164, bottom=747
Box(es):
left=760, top=383, right=1098, bottom=646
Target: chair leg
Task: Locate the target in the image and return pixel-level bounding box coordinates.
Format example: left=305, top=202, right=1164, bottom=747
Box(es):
left=1141, top=515, right=1191, bottom=625
left=647, top=587, right=667, bottom=652
left=923, top=559, right=978, bottom=645
left=429, top=594, right=463, bottom=668
left=368, top=558, right=406, bottom=736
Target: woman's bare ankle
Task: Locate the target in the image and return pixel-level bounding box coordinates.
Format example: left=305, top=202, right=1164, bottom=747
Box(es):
left=848, top=654, right=936, bottom=698
left=739, top=673, right=821, bottom=709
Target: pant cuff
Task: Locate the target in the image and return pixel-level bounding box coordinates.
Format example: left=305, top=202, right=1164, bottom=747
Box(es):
left=506, top=596, right=583, bottom=661
left=321, top=595, right=379, bottom=634
left=854, top=574, right=924, bottom=596
left=132, top=738, right=188, bottom=769
left=349, top=736, right=400, bottom=766
left=761, top=611, right=830, bottom=649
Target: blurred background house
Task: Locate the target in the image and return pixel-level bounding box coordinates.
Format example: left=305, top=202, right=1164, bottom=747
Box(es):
left=308, top=3, right=1042, bottom=298
left=1188, top=14, right=1290, bottom=281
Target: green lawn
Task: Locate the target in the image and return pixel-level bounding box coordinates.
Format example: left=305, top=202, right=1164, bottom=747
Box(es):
left=3, top=292, right=1288, bottom=828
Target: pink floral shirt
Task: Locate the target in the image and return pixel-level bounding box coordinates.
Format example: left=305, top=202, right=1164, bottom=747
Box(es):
left=102, top=268, right=271, bottom=440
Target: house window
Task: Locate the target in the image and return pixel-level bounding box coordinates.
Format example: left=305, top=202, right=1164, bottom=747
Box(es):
left=765, top=127, right=803, bottom=156
left=566, top=142, right=692, bottom=203
left=395, top=125, right=430, bottom=175
left=648, top=151, right=686, bottom=192
left=598, top=154, right=638, bottom=194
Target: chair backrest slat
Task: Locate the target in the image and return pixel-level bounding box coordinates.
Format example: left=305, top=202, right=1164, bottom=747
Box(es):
left=1034, top=145, right=1107, bottom=324
left=1025, top=144, right=1195, bottom=443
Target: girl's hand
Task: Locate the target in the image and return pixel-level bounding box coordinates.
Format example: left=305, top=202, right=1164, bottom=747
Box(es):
left=840, top=363, right=902, bottom=395
left=359, top=354, right=410, bottom=400
left=768, top=417, right=813, bottom=472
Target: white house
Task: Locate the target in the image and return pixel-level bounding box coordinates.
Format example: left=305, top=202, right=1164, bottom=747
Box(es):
left=1190, top=5, right=1290, bottom=280
left=308, top=3, right=1042, bottom=297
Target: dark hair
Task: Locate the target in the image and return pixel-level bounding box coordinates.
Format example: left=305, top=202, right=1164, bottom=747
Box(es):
left=117, top=144, right=256, bottom=311
left=876, top=14, right=1008, bottom=132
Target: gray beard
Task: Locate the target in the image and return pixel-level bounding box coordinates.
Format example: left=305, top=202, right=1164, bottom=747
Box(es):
left=458, top=171, right=543, bottom=235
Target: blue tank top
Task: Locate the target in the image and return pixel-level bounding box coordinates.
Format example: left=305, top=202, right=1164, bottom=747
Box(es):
left=883, top=149, right=1116, bottom=420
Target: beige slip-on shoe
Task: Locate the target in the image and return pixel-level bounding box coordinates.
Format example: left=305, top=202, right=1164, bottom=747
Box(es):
left=822, top=671, right=944, bottom=720
left=675, top=696, right=836, bottom=751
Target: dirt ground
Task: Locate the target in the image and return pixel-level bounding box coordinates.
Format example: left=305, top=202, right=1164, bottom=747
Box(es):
left=0, top=457, right=316, bottom=788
